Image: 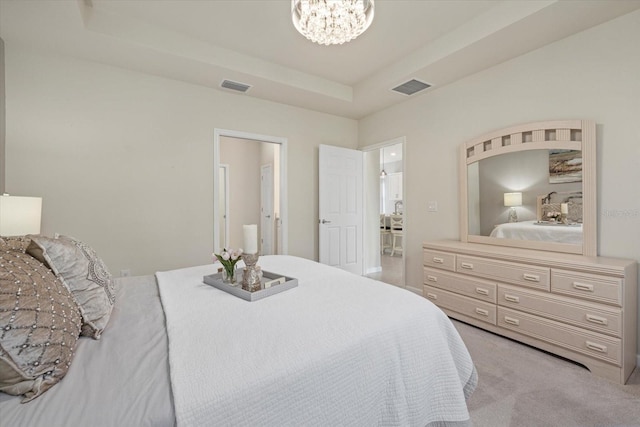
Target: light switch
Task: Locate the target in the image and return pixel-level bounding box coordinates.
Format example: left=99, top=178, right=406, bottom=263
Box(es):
left=427, top=201, right=438, bottom=212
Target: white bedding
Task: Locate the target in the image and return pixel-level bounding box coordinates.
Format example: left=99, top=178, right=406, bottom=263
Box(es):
left=0, top=276, right=174, bottom=427
left=490, top=220, right=583, bottom=244
left=156, top=255, right=476, bottom=427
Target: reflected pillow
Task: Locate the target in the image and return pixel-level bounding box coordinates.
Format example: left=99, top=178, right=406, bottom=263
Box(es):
left=541, top=201, right=582, bottom=223
left=0, top=250, right=82, bottom=402
left=26, top=235, right=115, bottom=339
left=568, top=200, right=583, bottom=223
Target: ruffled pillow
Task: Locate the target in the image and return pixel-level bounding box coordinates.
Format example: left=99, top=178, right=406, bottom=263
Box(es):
left=26, top=235, right=114, bottom=339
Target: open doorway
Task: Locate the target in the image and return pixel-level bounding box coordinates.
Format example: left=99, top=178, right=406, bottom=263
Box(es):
left=362, top=137, right=405, bottom=288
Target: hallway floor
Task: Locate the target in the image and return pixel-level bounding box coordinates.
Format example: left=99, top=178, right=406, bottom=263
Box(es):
left=365, top=254, right=404, bottom=287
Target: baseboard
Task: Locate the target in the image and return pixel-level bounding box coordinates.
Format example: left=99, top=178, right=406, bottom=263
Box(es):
left=406, top=285, right=422, bottom=295
left=365, top=266, right=382, bottom=275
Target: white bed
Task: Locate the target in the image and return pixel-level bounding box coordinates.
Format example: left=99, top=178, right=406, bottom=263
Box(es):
left=490, top=220, right=583, bottom=245
left=1, top=254, right=477, bottom=426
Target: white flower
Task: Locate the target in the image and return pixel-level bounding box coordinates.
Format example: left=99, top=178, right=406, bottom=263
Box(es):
left=230, top=248, right=243, bottom=260
left=222, top=251, right=230, bottom=261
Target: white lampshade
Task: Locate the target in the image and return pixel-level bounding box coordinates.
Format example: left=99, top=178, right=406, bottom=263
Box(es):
left=0, top=195, right=43, bottom=236
left=503, top=192, right=522, bottom=207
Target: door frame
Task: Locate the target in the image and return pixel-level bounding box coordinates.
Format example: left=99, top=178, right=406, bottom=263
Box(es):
left=219, top=163, right=230, bottom=249
left=213, top=129, right=288, bottom=254
left=260, top=163, right=274, bottom=255
left=361, top=136, right=406, bottom=287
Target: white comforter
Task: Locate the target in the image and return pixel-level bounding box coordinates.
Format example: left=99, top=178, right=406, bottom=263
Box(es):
left=490, top=220, right=583, bottom=244
left=156, top=255, right=476, bottom=427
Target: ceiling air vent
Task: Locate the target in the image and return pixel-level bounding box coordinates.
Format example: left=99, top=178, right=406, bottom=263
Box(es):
left=220, top=79, right=252, bottom=93
left=391, top=79, right=431, bottom=96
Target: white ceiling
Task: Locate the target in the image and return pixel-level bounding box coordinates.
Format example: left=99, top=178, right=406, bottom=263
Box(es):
left=1, top=0, right=639, bottom=119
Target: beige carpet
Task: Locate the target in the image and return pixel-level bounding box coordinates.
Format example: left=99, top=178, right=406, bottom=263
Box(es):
left=452, top=320, right=640, bottom=427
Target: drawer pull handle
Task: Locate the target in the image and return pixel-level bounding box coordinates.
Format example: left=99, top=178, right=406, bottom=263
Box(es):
left=504, top=316, right=520, bottom=326
left=475, top=308, right=489, bottom=317
left=504, top=294, right=520, bottom=303
left=460, top=262, right=474, bottom=270
left=427, top=275, right=438, bottom=282
left=586, top=341, right=607, bottom=353
left=475, top=287, right=489, bottom=296
left=573, top=282, right=594, bottom=292
left=523, top=273, right=540, bottom=282
left=426, top=293, right=438, bottom=300
left=586, top=314, right=608, bottom=326
left=432, top=257, right=444, bottom=264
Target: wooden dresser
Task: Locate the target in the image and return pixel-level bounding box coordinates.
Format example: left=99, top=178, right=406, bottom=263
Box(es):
left=423, top=240, right=638, bottom=384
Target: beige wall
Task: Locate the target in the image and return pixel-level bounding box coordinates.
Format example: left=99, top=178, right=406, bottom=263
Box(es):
left=359, top=10, right=640, bottom=350
left=0, top=37, right=5, bottom=194
left=4, top=47, right=358, bottom=276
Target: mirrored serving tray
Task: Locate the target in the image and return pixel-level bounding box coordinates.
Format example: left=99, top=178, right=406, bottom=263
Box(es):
left=203, top=270, right=298, bottom=302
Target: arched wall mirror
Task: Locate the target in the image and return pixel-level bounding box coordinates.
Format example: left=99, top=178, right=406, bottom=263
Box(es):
left=459, top=120, right=597, bottom=256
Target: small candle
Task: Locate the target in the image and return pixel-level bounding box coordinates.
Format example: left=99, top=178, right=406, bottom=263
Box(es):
left=243, top=224, right=258, bottom=254
left=561, top=203, right=568, bottom=214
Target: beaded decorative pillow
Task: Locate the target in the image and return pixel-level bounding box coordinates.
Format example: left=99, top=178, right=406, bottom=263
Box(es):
left=0, top=236, right=32, bottom=253
left=0, top=250, right=82, bottom=402
left=26, top=235, right=115, bottom=339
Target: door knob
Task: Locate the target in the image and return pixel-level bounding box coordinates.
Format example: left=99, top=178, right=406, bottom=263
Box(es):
left=320, top=219, right=331, bottom=224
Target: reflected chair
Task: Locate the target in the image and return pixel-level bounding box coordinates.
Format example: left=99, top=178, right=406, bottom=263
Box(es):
left=390, top=214, right=403, bottom=256
left=380, top=214, right=391, bottom=255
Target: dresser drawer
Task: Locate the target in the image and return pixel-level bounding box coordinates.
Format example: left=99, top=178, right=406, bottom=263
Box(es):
left=457, top=255, right=550, bottom=291
left=551, top=269, right=622, bottom=306
left=424, top=267, right=496, bottom=303
left=424, top=285, right=496, bottom=325
left=498, top=307, right=621, bottom=366
left=498, top=284, right=622, bottom=337
left=423, top=250, right=456, bottom=272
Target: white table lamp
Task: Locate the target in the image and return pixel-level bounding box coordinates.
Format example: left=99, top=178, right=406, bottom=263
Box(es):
left=503, top=192, right=522, bottom=223
left=0, top=194, right=43, bottom=236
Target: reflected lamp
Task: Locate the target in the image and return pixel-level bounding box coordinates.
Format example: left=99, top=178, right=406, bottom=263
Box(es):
left=503, top=192, right=522, bottom=223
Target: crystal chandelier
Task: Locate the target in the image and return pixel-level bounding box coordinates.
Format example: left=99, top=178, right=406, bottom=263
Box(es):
left=291, top=0, right=375, bottom=46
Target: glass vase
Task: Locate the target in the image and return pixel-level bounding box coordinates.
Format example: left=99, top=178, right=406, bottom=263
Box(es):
left=222, top=266, right=237, bottom=284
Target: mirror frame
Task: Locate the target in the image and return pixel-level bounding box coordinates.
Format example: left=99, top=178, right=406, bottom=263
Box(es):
left=459, top=119, right=596, bottom=256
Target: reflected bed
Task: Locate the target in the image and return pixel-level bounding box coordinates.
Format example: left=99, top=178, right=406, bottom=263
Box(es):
left=490, top=220, right=583, bottom=245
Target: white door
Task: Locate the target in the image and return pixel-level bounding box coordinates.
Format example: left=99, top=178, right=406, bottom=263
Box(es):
left=319, top=144, right=363, bottom=275
left=261, top=164, right=274, bottom=255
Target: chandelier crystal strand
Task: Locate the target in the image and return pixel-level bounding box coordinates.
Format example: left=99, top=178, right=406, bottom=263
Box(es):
left=292, top=0, right=375, bottom=46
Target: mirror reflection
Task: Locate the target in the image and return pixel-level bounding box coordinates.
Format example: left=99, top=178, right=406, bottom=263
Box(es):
left=219, top=136, right=281, bottom=255
left=467, top=149, right=583, bottom=244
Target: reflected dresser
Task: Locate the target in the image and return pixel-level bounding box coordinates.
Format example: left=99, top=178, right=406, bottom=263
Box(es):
left=423, top=240, right=638, bottom=384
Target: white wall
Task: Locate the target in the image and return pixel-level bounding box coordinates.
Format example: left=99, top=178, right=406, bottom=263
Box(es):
left=4, top=47, right=358, bottom=276
left=363, top=149, right=381, bottom=274
left=359, top=10, right=640, bottom=350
